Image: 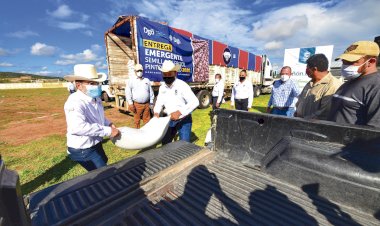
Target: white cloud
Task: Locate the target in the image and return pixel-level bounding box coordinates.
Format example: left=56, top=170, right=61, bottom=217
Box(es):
left=55, top=49, right=103, bottom=65
left=35, top=71, right=55, bottom=76
left=57, top=22, right=87, bottom=30
left=47, top=4, right=73, bottom=18
left=42, top=66, right=48, bottom=70
left=6, top=30, right=39, bottom=39
left=30, top=42, right=57, bottom=56
left=264, top=41, right=283, bottom=50
left=91, top=44, right=102, bottom=52
left=0, top=62, right=13, bottom=67
left=82, top=30, right=93, bottom=36
left=95, top=61, right=108, bottom=70
left=0, top=48, right=8, bottom=56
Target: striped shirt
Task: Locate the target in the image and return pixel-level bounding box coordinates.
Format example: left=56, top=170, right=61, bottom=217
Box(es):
left=268, top=79, right=300, bottom=108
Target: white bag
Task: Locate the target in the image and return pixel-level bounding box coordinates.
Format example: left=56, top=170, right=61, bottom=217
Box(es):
left=112, top=116, right=171, bottom=150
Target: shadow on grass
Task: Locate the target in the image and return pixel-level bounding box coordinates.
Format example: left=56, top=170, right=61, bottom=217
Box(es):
left=253, top=106, right=267, bottom=113
left=22, top=156, right=76, bottom=195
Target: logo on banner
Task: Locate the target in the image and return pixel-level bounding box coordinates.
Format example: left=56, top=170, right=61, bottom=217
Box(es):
left=169, top=35, right=181, bottom=45
left=223, top=48, right=232, bottom=64
left=299, top=47, right=316, bottom=64
left=144, top=27, right=155, bottom=36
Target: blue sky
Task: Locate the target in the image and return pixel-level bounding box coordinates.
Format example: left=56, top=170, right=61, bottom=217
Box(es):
left=0, top=0, right=379, bottom=76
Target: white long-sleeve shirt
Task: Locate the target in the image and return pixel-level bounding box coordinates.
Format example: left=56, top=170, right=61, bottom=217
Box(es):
left=212, top=80, right=225, bottom=104
left=231, top=79, right=254, bottom=108
left=125, top=77, right=154, bottom=104
left=64, top=90, right=112, bottom=149
left=154, top=79, right=199, bottom=118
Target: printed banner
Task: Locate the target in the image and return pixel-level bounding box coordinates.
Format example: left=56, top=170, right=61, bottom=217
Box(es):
left=136, top=17, right=194, bottom=82
left=283, top=45, right=334, bottom=90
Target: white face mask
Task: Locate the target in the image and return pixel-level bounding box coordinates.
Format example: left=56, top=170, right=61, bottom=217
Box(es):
left=280, top=74, right=290, bottom=82
left=341, top=59, right=369, bottom=80
left=215, top=79, right=220, bottom=83
left=136, top=72, right=143, bottom=78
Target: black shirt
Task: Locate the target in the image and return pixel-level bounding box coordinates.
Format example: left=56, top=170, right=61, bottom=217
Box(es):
left=328, top=72, right=380, bottom=127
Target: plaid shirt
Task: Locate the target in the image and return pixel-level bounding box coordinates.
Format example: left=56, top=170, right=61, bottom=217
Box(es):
left=268, top=79, right=300, bottom=108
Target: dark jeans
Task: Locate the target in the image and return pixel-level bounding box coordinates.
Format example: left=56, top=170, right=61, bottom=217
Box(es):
left=67, top=142, right=108, bottom=171
left=162, top=115, right=192, bottom=145
left=235, top=98, right=248, bottom=111
left=271, top=107, right=296, bottom=117
left=212, top=96, right=223, bottom=110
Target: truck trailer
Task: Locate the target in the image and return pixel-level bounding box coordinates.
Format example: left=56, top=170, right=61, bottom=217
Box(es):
left=104, top=15, right=273, bottom=110
left=1, top=109, right=380, bottom=225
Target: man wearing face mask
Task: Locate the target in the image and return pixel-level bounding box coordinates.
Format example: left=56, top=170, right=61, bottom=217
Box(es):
left=328, top=41, right=380, bottom=127
left=231, top=70, right=254, bottom=111
left=266, top=66, right=300, bottom=117
left=212, top=73, right=224, bottom=110
left=64, top=64, right=120, bottom=171
left=153, top=60, right=199, bottom=144
left=295, top=54, right=342, bottom=120
left=126, top=64, right=154, bottom=128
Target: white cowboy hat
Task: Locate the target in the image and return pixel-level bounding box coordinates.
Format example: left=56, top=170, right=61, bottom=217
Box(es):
left=64, top=64, right=107, bottom=82
left=158, top=60, right=181, bottom=72
left=134, top=64, right=143, bottom=71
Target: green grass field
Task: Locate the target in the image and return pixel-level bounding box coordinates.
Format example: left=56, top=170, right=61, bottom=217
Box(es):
left=0, top=88, right=270, bottom=195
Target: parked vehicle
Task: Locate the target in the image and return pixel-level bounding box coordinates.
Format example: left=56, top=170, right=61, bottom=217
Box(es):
left=100, top=80, right=115, bottom=102
left=104, top=15, right=274, bottom=111
left=2, top=109, right=380, bottom=225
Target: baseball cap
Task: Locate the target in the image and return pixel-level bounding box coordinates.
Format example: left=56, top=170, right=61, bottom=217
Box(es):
left=134, top=64, right=143, bottom=71
left=335, top=41, right=380, bottom=62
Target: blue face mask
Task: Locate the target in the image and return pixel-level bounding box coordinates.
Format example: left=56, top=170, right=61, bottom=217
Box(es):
left=85, top=84, right=102, bottom=98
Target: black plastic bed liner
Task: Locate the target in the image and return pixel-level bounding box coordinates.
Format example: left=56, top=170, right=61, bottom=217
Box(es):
left=28, top=141, right=378, bottom=226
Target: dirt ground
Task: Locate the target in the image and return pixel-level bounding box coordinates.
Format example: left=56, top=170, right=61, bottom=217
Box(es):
left=0, top=88, right=134, bottom=145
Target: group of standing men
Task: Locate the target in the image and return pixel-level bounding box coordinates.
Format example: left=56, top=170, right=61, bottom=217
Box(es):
left=267, top=40, right=380, bottom=127
left=62, top=40, right=379, bottom=172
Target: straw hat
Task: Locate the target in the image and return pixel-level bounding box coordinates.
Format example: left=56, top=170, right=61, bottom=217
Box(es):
left=64, top=64, right=107, bottom=82
left=158, top=60, right=181, bottom=72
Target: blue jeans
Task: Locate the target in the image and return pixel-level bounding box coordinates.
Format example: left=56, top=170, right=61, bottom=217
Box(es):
left=162, top=115, right=192, bottom=145
left=67, top=142, right=108, bottom=171
left=271, top=107, right=295, bottom=117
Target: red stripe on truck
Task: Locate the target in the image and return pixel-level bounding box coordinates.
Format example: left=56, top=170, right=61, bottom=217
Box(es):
left=212, top=41, right=227, bottom=66
left=239, top=50, right=248, bottom=69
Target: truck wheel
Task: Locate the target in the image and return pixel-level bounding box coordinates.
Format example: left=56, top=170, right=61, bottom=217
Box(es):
left=254, top=87, right=261, bottom=97
left=196, top=90, right=211, bottom=109
left=102, top=92, right=110, bottom=102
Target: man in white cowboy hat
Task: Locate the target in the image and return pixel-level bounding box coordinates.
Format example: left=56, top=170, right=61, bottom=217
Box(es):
left=125, top=63, right=154, bottom=128
left=328, top=41, right=380, bottom=127
left=153, top=60, right=199, bottom=144
left=64, top=64, right=120, bottom=171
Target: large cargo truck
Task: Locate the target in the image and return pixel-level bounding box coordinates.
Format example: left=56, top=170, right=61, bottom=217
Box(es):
left=104, top=16, right=273, bottom=110
left=2, top=109, right=380, bottom=225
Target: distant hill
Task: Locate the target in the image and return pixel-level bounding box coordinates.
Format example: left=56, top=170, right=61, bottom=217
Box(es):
left=0, top=72, right=64, bottom=83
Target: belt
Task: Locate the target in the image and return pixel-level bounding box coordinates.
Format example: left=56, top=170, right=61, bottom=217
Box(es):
left=273, top=107, right=290, bottom=110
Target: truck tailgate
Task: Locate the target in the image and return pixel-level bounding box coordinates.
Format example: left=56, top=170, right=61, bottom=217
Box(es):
left=28, top=141, right=378, bottom=226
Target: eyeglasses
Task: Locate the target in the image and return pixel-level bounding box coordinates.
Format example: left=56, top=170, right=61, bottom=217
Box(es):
left=136, top=70, right=143, bottom=72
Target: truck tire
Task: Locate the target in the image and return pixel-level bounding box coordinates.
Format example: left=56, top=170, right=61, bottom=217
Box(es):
left=196, top=90, right=211, bottom=109
left=254, top=86, right=261, bottom=97
left=102, top=92, right=110, bottom=102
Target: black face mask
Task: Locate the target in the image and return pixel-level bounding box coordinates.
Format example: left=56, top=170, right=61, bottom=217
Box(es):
left=163, top=77, right=175, bottom=85
left=239, top=76, right=245, bottom=81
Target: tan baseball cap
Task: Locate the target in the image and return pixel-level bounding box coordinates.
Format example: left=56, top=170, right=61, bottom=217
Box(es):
left=335, top=41, right=380, bottom=62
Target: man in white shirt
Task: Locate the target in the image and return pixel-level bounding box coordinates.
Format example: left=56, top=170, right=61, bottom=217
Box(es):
left=153, top=60, right=199, bottom=144
left=126, top=64, right=154, bottom=128
left=212, top=73, right=224, bottom=110
left=64, top=64, right=120, bottom=171
left=231, top=70, right=254, bottom=111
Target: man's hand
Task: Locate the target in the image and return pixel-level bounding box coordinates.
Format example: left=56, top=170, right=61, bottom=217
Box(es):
left=170, top=110, right=182, bottom=121
left=216, top=103, right=220, bottom=108
left=110, top=127, right=120, bottom=138
left=110, top=123, right=116, bottom=129
left=154, top=113, right=160, bottom=118
left=230, top=102, right=234, bottom=107
left=128, top=104, right=136, bottom=113
left=266, top=107, right=271, bottom=113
